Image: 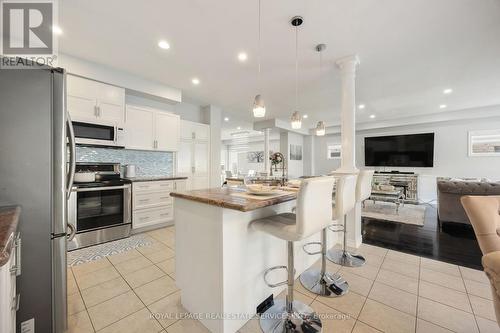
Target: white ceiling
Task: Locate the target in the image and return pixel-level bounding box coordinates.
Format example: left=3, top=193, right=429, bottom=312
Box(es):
left=59, top=0, right=500, bottom=130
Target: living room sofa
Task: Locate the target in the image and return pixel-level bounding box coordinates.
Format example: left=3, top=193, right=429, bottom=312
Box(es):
left=437, top=178, right=500, bottom=226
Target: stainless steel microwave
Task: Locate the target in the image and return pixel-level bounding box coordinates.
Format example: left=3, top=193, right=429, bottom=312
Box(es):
left=73, top=121, right=126, bottom=147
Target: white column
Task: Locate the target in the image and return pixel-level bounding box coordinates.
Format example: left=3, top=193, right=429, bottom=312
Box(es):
left=336, top=55, right=359, bottom=173
left=263, top=128, right=270, bottom=175
left=335, top=55, right=362, bottom=248
left=202, top=105, right=222, bottom=187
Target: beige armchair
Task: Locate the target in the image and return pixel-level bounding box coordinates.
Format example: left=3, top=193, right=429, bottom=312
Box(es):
left=461, top=195, right=500, bottom=326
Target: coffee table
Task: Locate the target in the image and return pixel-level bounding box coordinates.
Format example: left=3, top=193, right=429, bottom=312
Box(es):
left=366, top=189, right=406, bottom=213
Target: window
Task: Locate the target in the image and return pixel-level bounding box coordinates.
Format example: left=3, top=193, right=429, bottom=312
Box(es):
left=469, top=130, right=500, bottom=156
left=327, top=144, right=342, bottom=159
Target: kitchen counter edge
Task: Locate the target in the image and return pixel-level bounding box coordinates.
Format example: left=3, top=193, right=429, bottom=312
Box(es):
left=170, top=188, right=297, bottom=212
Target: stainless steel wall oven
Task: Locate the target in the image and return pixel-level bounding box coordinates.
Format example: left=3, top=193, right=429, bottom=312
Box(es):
left=68, top=163, right=131, bottom=250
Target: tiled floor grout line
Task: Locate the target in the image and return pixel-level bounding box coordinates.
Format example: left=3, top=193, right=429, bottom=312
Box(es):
left=70, top=259, right=107, bottom=333
left=69, top=231, right=491, bottom=333
left=96, top=244, right=169, bottom=332
left=347, top=249, right=388, bottom=333
left=75, top=240, right=175, bottom=332
left=415, top=257, right=421, bottom=333
left=67, top=230, right=176, bottom=332
left=460, top=267, right=481, bottom=333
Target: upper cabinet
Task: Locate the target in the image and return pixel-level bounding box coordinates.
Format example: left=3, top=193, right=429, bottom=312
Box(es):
left=155, top=112, right=180, bottom=151
left=180, top=120, right=209, bottom=141
left=67, top=75, right=125, bottom=125
left=126, top=105, right=180, bottom=152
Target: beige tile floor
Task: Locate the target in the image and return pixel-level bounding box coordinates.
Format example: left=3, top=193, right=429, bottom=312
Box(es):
left=67, top=226, right=499, bottom=333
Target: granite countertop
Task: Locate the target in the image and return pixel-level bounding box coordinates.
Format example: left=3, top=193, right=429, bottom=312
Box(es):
left=0, top=206, right=20, bottom=267
left=170, top=187, right=297, bottom=212
left=125, top=176, right=188, bottom=182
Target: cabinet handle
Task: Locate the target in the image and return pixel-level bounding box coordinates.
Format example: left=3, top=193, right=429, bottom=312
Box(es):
left=94, top=105, right=99, bottom=117
left=11, top=294, right=20, bottom=311
left=192, top=132, right=196, bottom=139
left=160, top=213, right=170, bottom=217
left=9, top=232, right=21, bottom=276
left=192, top=166, right=195, bottom=174
left=98, top=106, right=101, bottom=117
left=139, top=216, right=150, bottom=221
left=138, top=199, right=150, bottom=203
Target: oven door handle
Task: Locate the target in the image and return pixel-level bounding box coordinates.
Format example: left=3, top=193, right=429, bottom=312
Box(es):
left=73, top=185, right=131, bottom=192
left=66, top=223, right=76, bottom=241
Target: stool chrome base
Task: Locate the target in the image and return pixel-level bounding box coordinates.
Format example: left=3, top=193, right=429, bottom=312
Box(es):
left=300, top=269, right=349, bottom=297
left=260, top=299, right=322, bottom=333
left=326, top=249, right=366, bottom=267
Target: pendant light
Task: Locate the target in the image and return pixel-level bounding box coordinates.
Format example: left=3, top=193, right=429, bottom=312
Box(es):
left=252, top=0, right=265, bottom=118
left=315, top=121, right=326, bottom=136
left=291, top=111, right=301, bottom=129
left=290, top=16, right=303, bottom=129
left=315, top=44, right=326, bottom=136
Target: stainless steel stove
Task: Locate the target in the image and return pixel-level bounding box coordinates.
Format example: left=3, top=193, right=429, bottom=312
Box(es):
left=68, top=163, right=131, bottom=250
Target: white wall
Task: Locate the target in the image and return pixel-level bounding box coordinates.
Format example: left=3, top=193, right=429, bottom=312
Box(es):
left=224, top=140, right=280, bottom=175
left=287, top=132, right=304, bottom=178
left=314, top=117, right=500, bottom=202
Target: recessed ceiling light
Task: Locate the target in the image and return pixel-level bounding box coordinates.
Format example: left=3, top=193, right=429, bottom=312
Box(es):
left=158, top=40, right=170, bottom=50
left=238, top=52, right=248, bottom=62
left=224, top=117, right=229, bottom=122
left=369, top=114, right=376, bottom=119
left=358, top=104, right=366, bottom=109
left=303, top=114, right=308, bottom=119
left=237, top=126, right=242, bottom=130
left=52, top=25, right=63, bottom=35
left=439, top=104, right=447, bottom=109
left=191, top=78, right=200, bottom=85
left=443, top=88, right=453, bottom=94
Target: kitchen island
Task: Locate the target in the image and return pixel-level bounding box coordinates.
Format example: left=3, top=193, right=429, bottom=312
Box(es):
left=170, top=187, right=329, bottom=333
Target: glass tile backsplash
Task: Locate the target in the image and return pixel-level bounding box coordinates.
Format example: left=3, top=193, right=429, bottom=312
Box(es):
left=76, top=146, right=173, bottom=177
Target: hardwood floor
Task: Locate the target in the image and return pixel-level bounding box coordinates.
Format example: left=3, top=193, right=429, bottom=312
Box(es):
left=362, top=204, right=483, bottom=270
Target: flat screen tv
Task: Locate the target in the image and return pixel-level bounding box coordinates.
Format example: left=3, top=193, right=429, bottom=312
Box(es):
left=364, top=133, right=435, bottom=167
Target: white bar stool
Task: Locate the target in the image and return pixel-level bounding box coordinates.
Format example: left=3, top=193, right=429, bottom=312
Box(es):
left=251, top=177, right=337, bottom=333
left=327, top=170, right=375, bottom=267
left=299, top=174, right=357, bottom=297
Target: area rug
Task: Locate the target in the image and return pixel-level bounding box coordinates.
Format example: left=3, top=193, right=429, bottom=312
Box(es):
left=67, top=234, right=154, bottom=267
left=362, top=201, right=426, bottom=226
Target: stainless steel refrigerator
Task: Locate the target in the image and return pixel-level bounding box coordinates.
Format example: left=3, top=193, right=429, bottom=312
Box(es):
left=0, top=67, right=75, bottom=332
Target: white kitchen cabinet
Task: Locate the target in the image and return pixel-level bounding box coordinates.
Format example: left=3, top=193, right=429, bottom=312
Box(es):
left=67, top=75, right=125, bottom=125
left=174, top=179, right=187, bottom=191
left=97, top=81, right=126, bottom=124
left=125, top=105, right=155, bottom=150
left=125, top=105, right=180, bottom=152
left=132, top=180, right=174, bottom=229
left=177, top=120, right=210, bottom=190
left=0, top=233, right=20, bottom=333
left=180, top=120, right=209, bottom=141
left=156, top=112, right=180, bottom=151
left=67, top=75, right=97, bottom=122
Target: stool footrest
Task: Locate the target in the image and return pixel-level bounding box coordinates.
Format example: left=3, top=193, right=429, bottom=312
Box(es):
left=328, top=224, right=345, bottom=233
left=302, top=242, right=322, bottom=255
left=263, top=265, right=288, bottom=288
